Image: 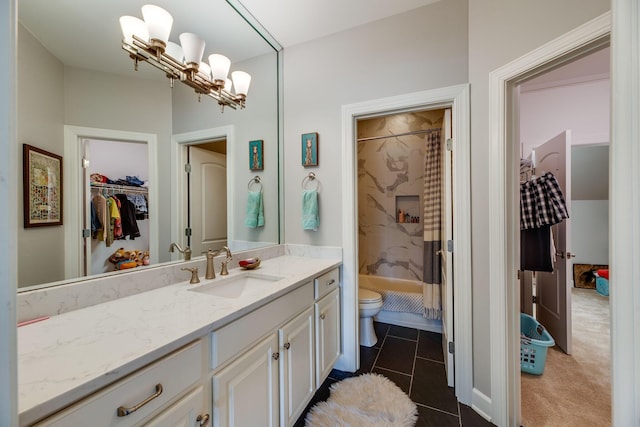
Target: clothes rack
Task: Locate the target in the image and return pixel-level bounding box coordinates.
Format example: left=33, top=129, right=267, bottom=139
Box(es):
left=90, top=182, right=148, bottom=195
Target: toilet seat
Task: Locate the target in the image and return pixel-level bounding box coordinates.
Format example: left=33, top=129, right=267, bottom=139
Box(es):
left=359, top=288, right=382, bottom=304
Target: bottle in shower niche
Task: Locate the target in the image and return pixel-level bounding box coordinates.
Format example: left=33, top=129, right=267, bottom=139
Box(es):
left=398, top=209, right=405, bottom=223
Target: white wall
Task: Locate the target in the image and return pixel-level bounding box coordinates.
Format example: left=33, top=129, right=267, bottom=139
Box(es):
left=519, top=78, right=610, bottom=155
left=571, top=200, right=608, bottom=266
left=282, top=0, right=468, bottom=246
left=17, top=24, right=65, bottom=287
left=468, top=0, right=610, bottom=400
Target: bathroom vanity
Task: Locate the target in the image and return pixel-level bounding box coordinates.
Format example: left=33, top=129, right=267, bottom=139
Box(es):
left=18, top=255, right=341, bottom=426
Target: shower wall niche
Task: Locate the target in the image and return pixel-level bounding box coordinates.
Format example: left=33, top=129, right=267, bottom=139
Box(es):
left=357, top=109, right=444, bottom=281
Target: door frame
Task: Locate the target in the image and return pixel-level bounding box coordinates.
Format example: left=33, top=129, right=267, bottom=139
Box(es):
left=171, top=126, right=235, bottom=257
left=340, top=83, right=473, bottom=405
left=487, top=12, right=611, bottom=426
left=63, top=126, right=159, bottom=279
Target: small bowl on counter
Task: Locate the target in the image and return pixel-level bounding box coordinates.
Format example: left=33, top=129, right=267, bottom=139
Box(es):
left=239, top=257, right=261, bottom=270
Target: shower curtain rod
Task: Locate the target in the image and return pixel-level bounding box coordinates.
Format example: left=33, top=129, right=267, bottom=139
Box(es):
left=356, top=128, right=440, bottom=142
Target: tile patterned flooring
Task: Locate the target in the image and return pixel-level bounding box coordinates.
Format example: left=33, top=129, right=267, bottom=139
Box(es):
left=295, top=321, right=495, bottom=427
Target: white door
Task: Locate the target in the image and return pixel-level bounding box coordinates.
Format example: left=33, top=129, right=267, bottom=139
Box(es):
left=189, top=146, right=227, bottom=255
left=440, top=109, right=454, bottom=387
left=212, top=334, right=279, bottom=427
left=532, top=130, right=572, bottom=354
left=315, top=288, right=341, bottom=386
left=279, top=307, right=315, bottom=427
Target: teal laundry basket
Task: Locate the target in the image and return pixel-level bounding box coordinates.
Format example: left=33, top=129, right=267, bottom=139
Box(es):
left=520, top=313, right=555, bottom=375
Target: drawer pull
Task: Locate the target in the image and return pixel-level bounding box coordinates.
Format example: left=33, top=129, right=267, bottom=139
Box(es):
left=272, top=352, right=280, bottom=360
left=197, top=413, right=210, bottom=426
left=326, top=279, right=335, bottom=286
left=320, top=313, right=326, bottom=320
left=284, top=342, right=291, bottom=350
left=116, top=384, right=163, bottom=417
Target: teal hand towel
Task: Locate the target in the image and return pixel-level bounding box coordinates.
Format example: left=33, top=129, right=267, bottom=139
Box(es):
left=244, top=190, right=265, bottom=228
left=302, top=189, right=319, bottom=231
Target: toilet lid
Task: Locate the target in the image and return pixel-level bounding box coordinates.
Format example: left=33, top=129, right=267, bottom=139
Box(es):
left=359, top=288, right=382, bottom=303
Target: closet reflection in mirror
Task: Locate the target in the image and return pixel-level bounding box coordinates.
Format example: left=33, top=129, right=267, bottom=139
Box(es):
left=17, top=0, right=280, bottom=289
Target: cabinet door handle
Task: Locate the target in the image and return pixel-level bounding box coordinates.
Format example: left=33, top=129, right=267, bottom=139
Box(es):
left=326, top=279, right=335, bottom=286
left=116, top=384, right=163, bottom=417
left=284, top=342, right=291, bottom=350
left=320, top=313, right=325, bottom=320
left=272, top=352, right=279, bottom=360
left=197, top=413, right=210, bottom=427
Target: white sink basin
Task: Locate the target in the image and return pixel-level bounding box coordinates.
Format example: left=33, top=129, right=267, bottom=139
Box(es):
left=188, top=272, right=284, bottom=298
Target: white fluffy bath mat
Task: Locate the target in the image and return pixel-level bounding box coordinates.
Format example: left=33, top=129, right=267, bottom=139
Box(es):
left=305, top=373, right=418, bottom=427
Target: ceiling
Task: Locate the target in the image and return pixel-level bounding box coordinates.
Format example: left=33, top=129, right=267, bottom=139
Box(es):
left=19, top=0, right=608, bottom=86
left=238, top=0, right=442, bottom=48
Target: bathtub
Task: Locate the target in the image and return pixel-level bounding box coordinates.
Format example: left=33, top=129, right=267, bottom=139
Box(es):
left=359, top=274, right=442, bottom=333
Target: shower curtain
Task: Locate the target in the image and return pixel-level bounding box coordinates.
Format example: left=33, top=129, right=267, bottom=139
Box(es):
left=423, top=130, right=442, bottom=319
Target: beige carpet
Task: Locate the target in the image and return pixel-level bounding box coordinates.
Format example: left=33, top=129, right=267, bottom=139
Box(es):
left=521, top=288, right=611, bottom=426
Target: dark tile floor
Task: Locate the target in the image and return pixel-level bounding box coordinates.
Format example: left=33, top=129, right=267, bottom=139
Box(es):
left=295, top=321, right=495, bottom=427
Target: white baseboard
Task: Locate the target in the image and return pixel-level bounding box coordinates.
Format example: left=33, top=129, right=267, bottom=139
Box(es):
left=471, top=388, right=493, bottom=423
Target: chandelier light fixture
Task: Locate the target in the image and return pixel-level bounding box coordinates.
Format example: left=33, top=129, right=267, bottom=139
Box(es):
left=119, top=4, right=251, bottom=111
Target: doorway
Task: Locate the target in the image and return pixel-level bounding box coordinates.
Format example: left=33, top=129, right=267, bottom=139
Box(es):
left=340, top=84, right=473, bottom=404
left=63, top=125, right=159, bottom=280
left=172, top=125, right=235, bottom=257
left=516, top=46, right=611, bottom=425
left=486, top=11, right=612, bottom=426
left=86, top=138, right=151, bottom=275
left=185, top=139, right=228, bottom=255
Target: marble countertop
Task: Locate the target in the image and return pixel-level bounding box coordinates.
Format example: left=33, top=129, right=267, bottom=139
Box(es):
left=18, top=255, right=341, bottom=425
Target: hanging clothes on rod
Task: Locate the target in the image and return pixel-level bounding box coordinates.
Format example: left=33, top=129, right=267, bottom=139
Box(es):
left=520, top=171, right=569, bottom=272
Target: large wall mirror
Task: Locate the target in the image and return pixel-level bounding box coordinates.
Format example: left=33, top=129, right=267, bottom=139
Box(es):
left=17, top=0, right=282, bottom=289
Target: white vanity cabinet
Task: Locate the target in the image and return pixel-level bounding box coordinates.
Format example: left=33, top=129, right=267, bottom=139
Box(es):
left=33, top=340, right=206, bottom=427
left=314, top=268, right=341, bottom=386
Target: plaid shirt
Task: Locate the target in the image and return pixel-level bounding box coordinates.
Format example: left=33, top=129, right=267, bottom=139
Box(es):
left=520, top=172, right=569, bottom=230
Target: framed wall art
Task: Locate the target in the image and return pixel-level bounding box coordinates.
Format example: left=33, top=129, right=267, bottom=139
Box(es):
left=301, top=132, right=318, bottom=167
left=23, top=144, right=63, bottom=227
left=249, top=139, right=264, bottom=171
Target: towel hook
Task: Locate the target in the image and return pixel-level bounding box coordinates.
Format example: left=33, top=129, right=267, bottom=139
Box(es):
left=248, top=175, right=263, bottom=191
left=301, top=172, right=319, bottom=190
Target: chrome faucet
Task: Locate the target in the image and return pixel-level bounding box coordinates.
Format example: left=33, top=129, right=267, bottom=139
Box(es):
left=219, top=246, right=233, bottom=276
left=169, top=242, right=192, bottom=261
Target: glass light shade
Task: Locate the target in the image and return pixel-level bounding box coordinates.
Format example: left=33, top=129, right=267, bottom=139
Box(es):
left=224, top=78, right=233, bottom=92
left=119, top=16, right=149, bottom=44
left=141, top=5, right=173, bottom=44
left=209, top=54, right=231, bottom=81
left=231, top=71, right=251, bottom=96
left=179, top=32, right=205, bottom=65
left=165, top=41, right=184, bottom=63
left=198, top=62, right=211, bottom=79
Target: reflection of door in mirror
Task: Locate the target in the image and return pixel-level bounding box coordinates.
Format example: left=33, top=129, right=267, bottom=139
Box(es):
left=187, top=142, right=227, bottom=256
left=86, top=139, right=150, bottom=275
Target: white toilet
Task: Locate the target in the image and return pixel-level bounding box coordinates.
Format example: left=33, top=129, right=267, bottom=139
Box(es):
left=358, top=288, right=383, bottom=347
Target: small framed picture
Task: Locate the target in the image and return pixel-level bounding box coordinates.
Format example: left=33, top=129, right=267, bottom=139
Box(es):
left=249, top=140, right=264, bottom=171
left=23, top=144, right=63, bottom=227
left=301, top=132, right=318, bottom=167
